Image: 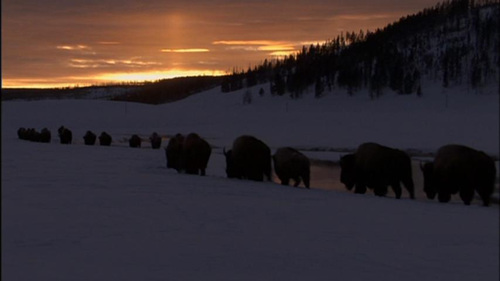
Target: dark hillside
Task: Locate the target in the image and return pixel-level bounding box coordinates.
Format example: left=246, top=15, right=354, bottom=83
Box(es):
left=223, top=0, right=499, bottom=98
left=110, top=76, right=224, bottom=104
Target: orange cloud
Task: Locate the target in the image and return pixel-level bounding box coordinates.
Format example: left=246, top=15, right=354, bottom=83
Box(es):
left=68, top=58, right=161, bottom=69
left=213, top=40, right=299, bottom=55
left=161, top=48, right=210, bottom=53
left=56, top=44, right=92, bottom=51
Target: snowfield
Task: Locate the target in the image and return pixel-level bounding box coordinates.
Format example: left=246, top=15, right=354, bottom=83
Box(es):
left=2, top=84, right=499, bottom=280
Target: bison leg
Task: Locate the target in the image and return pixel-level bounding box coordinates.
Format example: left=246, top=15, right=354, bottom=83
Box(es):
left=248, top=170, right=264, bottom=181
left=438, top=192, right=451, bottom=203
left=459, top=188, right=474, bottom=206
left=477, top=189, right=491, bottom=206
left=391, top=183, right=402, bottom=199
left=373, top=185, right=388, bottom=197
left=200, top=168, right=206, bottom=176
left=293, top=177, right=302, bottom=187
left=302, top=175, right=310, bottom=189
left=344, top=183, right=354, bottom=190
left=354, top=184, right=367, bottom=194
left=407, top=188, right=416, bottom=200
left=281, top=177, right=290, bottom=186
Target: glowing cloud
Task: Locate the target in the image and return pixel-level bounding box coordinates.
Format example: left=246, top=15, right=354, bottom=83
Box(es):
left=269, top=51, right=297, bottom=57
left=68, top=58, right=161, bottom=69
left=57, top=45, right=91, bottom=51
left=335, top=13, right=396, bottom=21
left=213, top=40, right=298, bottom=55
left=161, top=48, right=210, bottom=53
left=98, top=41, right=120, bottom=45
left=213, top=40, right=283, bottom=46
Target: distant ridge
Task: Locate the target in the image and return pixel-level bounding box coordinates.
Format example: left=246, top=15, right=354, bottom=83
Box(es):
left=1, top=76, right=223, bottom=104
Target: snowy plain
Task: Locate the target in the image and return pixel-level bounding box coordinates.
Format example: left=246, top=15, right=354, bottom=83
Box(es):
left=2, top=83, right=499, bottom=280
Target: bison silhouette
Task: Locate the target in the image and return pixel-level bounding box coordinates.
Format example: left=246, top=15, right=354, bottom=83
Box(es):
left=98, top=132, right=112, bottom=146
left=83, top=131, right=97, bottom=145
left=39, top=128, right=51, bottom=143
left=181, top=133, right=212, bottom=176
left=17, top=127, right=27, bottom=140
left=340, top=142, right=415, bottom=199
left=420, top=144, right=496, bottom=206
left=273, top=147, right=311, bottom=188
left=58, top=126, right=73, bottom=144
left=149, top=132, right=162, bottom=149
left=224, top=135, right=272, bottom=182
left=164, top=133, right=211, bottom=176
left=165, top=133, right=185, bottom=171
left=129, top=134, right=141, bottom=148
left=18, top=127, right=40, bottom=142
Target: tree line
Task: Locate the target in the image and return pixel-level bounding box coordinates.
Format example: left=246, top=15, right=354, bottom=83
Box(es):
left=221, top=0, right=499, bottom=99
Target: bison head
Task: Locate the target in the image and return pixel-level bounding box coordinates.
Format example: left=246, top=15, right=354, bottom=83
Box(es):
left=420, top=162, right=437, bottom=200
left=339, top=154, right=356, bottom=190
left=223, top=148, right=239, bottom=178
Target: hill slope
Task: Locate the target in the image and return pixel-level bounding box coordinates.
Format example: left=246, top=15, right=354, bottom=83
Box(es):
left=225, top=0, right=499, bottom=99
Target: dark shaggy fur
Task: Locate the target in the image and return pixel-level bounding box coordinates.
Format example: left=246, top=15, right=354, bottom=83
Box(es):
left=224, top=135, right=272, bottom=182
left=39, top=128, right=51, bottom=143
left=340, top=142, right=415, bottom=199
left=149, top=132, right=162, bottom=149
left=181, top=133, right=212, bottom=176
left=129, top=134, right=142, bottom=148
left=273, top=147, right=311, bottom=188
left=83, top=131, right=97, bottom=145
left=421, top=144, right=496, bottom=206
left=98, top=132, right=112, bottom=146
left=58, top=126, right=73, bottom=144
left=165, top=134, right=185, bottom=171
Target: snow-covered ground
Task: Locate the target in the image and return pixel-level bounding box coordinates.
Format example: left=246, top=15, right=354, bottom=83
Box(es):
left=2, top=84, right=499, bottom=280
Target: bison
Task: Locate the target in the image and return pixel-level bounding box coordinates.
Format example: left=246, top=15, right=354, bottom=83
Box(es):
left=224, top=135, right=272, bottom=182
left=58, top=126, right=73, bottom=144
left=83, top=131, right=97, bottom=145
left=98, top=132, right=112, bottom=146
left=17, top=127, right=37, bottom=141
left=17, top=127, right=27, bottom=140
left=28, top=128, right=41, bottom=142
left=149, top=132, right=162, bottom=149
left=39, top=128, right=51, bottom=143
left=273, top=147, right=311, bottom=188
left=165, top=133, right=185, bottom=171
left=181, top=133, right=212, bottom=176
left=129, top=134, right=141, bottom=148
left=340, top=142, right=415, bottom=199
left=420, top=144, right=496, bottom=206
left=164, top=133, right=211, bottom=176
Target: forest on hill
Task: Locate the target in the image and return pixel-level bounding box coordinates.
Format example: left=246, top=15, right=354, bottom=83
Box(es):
left=222, top=0, right=499, bottom=99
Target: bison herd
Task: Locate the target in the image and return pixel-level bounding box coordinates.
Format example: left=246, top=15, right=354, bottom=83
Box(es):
left=17, top=126, right=162, bottom=148
left=18, top=127, right=52, bottom=143
left=17, top=126, right=498, bottom=206
left=340, top=142, right=496, bottom=206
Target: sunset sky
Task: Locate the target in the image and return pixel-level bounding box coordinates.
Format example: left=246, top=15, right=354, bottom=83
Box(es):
left=2, top=0, right=440, bottom=88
